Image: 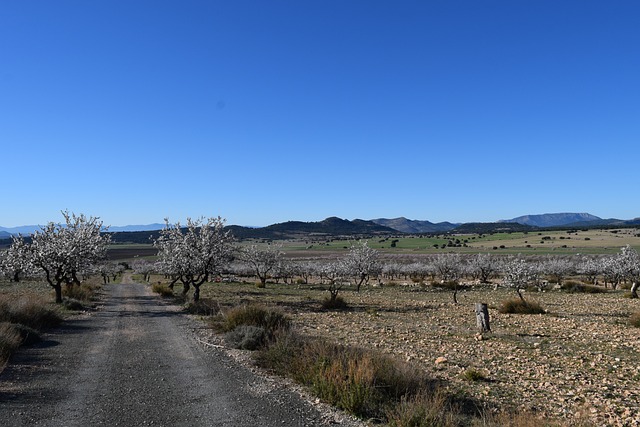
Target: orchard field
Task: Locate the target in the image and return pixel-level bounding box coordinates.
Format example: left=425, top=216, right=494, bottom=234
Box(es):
left=3, top=219, right=640, bottom=426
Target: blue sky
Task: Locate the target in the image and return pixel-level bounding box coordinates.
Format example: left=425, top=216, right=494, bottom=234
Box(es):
left=1, top=1, right=639, bottom=227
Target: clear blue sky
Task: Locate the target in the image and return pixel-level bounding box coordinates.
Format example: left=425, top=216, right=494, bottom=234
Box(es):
left=1, top=1, right=639, bottom=227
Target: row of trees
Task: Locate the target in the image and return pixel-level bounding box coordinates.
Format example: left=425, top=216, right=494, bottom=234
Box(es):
left=1, top=212, right=639, bottom=303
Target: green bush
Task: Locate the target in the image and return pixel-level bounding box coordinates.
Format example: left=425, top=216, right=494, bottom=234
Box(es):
left=225, top=325, right=266, bottom=350
left=498, top=298, right=545, bottom=315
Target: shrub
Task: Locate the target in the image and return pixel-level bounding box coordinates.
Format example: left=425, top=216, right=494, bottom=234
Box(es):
left=0, top=295, right=63, bottom=331
left=63, top=298, right=85, bottom=311
left=225, top=325, right=266, bottom=350
left=498, top=298, right=545, bottom=315
left=62, top=284, right=95, bottom=301
left=185, top=298, right=220, bottom=316
left=10, top=323, right=42, bottom=346
left=321, top=295, right=349, bottom=310
left=219, top=305, right=290, bottom=339
left=0, top=322, right=22, bottom=363
left=561, top=281, right=608, bottom=294
left=152, top=283, right=174, bottom=297
left=385, top=390, right=461, bottom=427
left=630, top=312, right=640, bottom=328
left=256, top=333, right=433, bottom=421
left=462, top=368, right=487, bottom=382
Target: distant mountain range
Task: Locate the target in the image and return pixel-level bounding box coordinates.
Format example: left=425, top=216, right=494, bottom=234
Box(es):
left=499, top=213, right=601, bottom=228
left=2, top=213, right=640, bottom=243
left=371, top=217, right=459, bottom=233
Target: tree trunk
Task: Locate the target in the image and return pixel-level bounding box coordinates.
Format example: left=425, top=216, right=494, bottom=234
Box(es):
left=475, top=303, right=490, bottom=333
left=631, top=282, right=639, bottom=299
left=54, top=285, right=63, bottom=304
left=193, top=285, right=200, bottom=302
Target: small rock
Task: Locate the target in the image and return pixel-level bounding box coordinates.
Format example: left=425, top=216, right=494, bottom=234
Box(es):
left=435, top=357, right=448, bottom=365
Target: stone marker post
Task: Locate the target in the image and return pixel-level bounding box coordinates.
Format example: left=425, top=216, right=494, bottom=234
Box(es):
left=475, top=303, right=490, bottom=333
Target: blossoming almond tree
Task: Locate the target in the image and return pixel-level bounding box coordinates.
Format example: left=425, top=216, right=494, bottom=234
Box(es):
left=240, top=243, right=283, bottom=288
left=25, top=211, right=110, bottom=303
left=154, top=217, right=233, bottom=302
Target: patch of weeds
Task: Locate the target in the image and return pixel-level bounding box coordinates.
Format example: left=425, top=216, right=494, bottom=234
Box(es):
left=498, top=298, right=545, bottom=315
left=225, top=325, right=266, bottom=350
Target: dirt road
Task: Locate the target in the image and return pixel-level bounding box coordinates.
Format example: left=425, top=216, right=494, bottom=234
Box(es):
left=0, top=277, right=350, bottom=426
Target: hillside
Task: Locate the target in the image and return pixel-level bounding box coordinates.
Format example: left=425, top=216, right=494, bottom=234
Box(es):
left=500, top=212, right=601, bottom=227
left=371, top=217, right=458, bottom=233
left=452, top=222, right=537, bottom=234
left=108, top=217, right=396, bottom=243
left=228, top=217, right=396, bottom=240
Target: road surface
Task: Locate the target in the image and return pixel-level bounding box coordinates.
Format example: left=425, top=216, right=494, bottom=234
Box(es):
left=0, top=276, right=356, bottom=426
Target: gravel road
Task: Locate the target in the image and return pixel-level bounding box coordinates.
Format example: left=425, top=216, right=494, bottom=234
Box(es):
left=0, top=276, right=357, bottom=426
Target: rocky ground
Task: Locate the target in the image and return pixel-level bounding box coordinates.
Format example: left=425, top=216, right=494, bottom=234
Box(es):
left=288, top=285, right=640, bottom=426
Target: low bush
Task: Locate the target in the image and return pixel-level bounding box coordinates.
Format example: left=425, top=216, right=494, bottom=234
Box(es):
left=561, top=281, right=608, bottom=294
left=62, top=284, right=96, bottom=301
left=185, top=298, right=220, bottom=316
left=9, top=323, right=42, bottom=346
left=630, top=312, right=640, bottom=328
left=498, top=298, right=545, bottom=315
left=151, top=283, right=174, bottom=297
left=217, top=305, right=290, bottom=339
left=321, top=295, right=349, bottom=310
left=385, top=390, right=461, bottom=427
left=225, top=325, right=266, bottom=350
left=0, top=322, right=22, bottom=363
left=0, top=295, right=63, bottom=331
left=62, top=298, right=85, bottom=311
left=462, top=368, right=487, bottom=382
left=256, top=331, right=436, bottom=421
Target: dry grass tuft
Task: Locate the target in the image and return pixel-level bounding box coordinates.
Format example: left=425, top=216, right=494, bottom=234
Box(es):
left=0, top=294, right=63, bottom=331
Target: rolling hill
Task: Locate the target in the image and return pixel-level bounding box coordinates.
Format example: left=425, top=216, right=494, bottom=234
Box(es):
left=371, top=217, right=458, bottom=233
